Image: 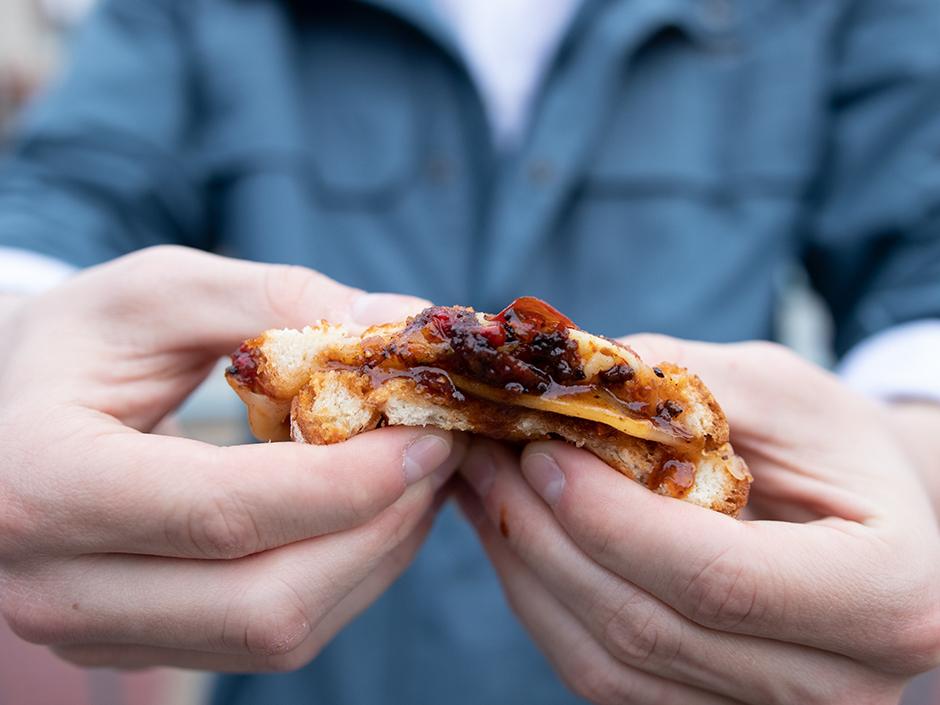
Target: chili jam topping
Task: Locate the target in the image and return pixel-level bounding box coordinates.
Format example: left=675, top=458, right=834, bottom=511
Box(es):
left=328, top=296, right=695, bottom=449
left=227, top=343, right=260, bottom=389
left=377, top=297, right=586, bottom=395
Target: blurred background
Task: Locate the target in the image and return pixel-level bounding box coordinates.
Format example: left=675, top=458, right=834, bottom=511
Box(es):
left=0, top=1, right=938, bottom=704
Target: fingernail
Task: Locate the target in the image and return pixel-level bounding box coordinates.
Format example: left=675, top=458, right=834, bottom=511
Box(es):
left=522, top=452, right=565, bottom=506
left=403, top=435, right=451, bottom=485
left=460, top=446, right=495, bottom=497
left=351, top=293, right=428, bottom=327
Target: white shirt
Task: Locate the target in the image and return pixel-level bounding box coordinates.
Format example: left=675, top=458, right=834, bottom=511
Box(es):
left=1, top=0, right=938, bottom=403
left=433, top=0, right=581, bottom=147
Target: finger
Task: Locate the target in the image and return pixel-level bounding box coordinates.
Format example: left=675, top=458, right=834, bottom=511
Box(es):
left=7, top=472, right=442, bottom=654
left=261, top=481, right=453, bottom=665
left=515, top=440, right=918, bottom=661
left=731, top=442, right=885, bottom=523
left=460, top=441, right=894, bottom=705
left=52, top=487, right=449, bottom=672
left=620, top=335, right=843, bottom=443
left=56, top=246, right=430, bottom=352
left=23, top=425, right=462, bottom=560
left=150, top=414, right=184, bottom=437
left=455, top=484, right=744, bottom=705
left=619, top=335, right=923, bottom=507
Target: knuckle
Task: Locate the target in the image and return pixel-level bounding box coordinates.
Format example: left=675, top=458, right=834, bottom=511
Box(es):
left=576, top=516, right=620, bottom=566
left=179, top=487, right=263, bottom=560
left=119, top=245, right=192, bottom=283
left=364, top=501, right=414, bottom=556
left=228, top=579, right=312, bottom=661
left=343, top=477, right=395, bottom=527
left=263, top=264, right=346, bottom=326
left=552, top=632, right=640, bottom=705
left=362, top=485, right=433, bottom=557
left=879, top=608, right=940, bottom=674
left=91, top=246, right=198, bottom=317
left=0, top=495, right=35, bottom=562
left=600, top=593, right=678, bottom=669
left=859, top=561, right=940, bottom=674
left=679, top=548, right=763, bottom=630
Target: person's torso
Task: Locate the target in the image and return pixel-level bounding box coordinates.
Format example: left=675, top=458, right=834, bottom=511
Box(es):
left=184, top=1, right=840, bottom=702
left=191, top=0, right=834, bottom=340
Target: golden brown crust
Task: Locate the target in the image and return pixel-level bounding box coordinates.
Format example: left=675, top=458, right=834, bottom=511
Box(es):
left=650, top=361, right=729, bottom=448
left=715, top=476, right=752, bottom=517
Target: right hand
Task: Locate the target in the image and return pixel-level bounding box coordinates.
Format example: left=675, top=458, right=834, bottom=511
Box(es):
left=0, top=246, right=464, bottom=671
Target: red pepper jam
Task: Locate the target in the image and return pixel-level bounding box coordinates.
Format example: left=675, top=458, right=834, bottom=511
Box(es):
left=380, top=297, right=585, bottom=394
left=227, top=343, right=260, bottom=388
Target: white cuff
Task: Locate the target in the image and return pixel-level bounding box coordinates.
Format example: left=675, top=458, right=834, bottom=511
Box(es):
left=0, top=247, right=76, bottom=295
left=838, top=320, right=940, bottom=404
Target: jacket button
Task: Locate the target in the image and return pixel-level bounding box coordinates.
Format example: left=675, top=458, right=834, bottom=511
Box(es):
left=528, top=159, right=555, bottom=185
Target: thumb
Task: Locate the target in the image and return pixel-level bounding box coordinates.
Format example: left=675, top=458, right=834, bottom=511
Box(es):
left=69, top=246, right=429, bottom=353
left=619, top=334, right=866, bottom=444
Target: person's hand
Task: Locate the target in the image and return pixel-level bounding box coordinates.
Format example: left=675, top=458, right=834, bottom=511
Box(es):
left=885, top=401, right=940, bottom=518
left=457, top=336, right=940, bottom=704
left=0, top=246, right=465, bottom=671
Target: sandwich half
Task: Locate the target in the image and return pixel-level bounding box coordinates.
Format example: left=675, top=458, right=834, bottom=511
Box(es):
left=226, top=297, right=751, bottom=515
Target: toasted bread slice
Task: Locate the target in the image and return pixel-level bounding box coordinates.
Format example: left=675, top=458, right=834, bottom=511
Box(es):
left=227, top=299, right=751, bottom=515
left=289, top=370, right=750, bottom=515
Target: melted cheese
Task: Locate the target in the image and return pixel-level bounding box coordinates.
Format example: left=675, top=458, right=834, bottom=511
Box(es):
left=449, top=375, right=688, bottom=447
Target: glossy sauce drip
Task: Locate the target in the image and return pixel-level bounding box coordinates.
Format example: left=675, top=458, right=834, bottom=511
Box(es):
left=647, top=459, right=697, bottom=497
left=331, top=362, right=466, bottom=401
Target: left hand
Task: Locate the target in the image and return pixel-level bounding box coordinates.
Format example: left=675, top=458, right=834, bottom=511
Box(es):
left=457, top=337, right=940, bottom=705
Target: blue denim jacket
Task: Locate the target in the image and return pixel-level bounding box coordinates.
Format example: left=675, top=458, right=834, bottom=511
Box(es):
left=1, top=0, right=939, bottom=703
